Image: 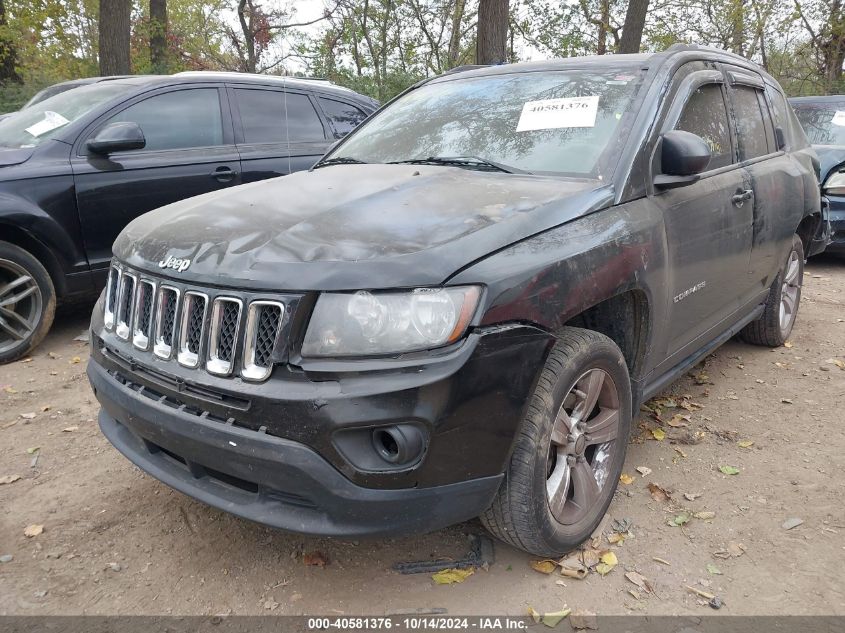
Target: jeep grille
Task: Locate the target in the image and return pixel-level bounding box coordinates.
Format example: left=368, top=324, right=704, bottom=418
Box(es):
left=104, top=263, right=289, bottom=382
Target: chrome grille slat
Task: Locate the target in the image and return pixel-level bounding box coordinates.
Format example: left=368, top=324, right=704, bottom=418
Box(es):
left=242, top=301, right=285, bottom=382
left=207, top=298, right=243, bottom=376
left=177, top=291, right=208, bottom=368
left=104, top=265, right=120, bottom=330
left=132, top=279, right=156, bottom=350
left=115, top=273, right=136, bottom=340
left=153, top=286, right=180, bottom=359
left=104, top=264, right=288, bottom=382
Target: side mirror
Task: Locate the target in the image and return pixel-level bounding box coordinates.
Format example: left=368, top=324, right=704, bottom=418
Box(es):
left=87, top=121, right=146, bottom=155
left=654, top=130, right=712, bottom=190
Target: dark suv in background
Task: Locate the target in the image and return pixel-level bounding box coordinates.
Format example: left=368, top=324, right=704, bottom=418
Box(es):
left=0, top=72, right=377, bottom=363
left=790, top=95, right=845, bottom=255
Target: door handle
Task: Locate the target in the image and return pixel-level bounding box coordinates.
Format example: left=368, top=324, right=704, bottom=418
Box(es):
left=211, top=166, right=238, bottom=182
left=731, top=189, right=753, bottom=206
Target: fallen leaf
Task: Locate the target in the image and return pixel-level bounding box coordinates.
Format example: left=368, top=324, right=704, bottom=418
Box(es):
left=3, top=386, right=17, bottom=394
left=635, top=466, right=652, bottom=477
left=684, top=492, right=702, bottom=501
left=706, top=564, right=722, bottom=575
left=717, top=542, right=746, bottom=558
left=26, top=447, right=40, bottom=454
left=667, top=413, right=690, bottom=428
left=653, top=557, right=671, bottom=565
left=782, top=517, right=804, bottom=530
left=580, top=549, right=601, bottom=569
left=40, top=405, right=50, bottom=412
left=610, top=517, right=632, bottom=533
left=826, top=358, right=845, bottom=370
left=62, top=426, right=79, bottom=433
left=73, top=331, right=90, bottom=343
left=47, top=352, right=59, bottom=359
left=625, top=571, right=652, bottom=593
left=432, top=568, right=473, bottom=584
left=647, top=482, right=671, bottom=502
left=541, top=608, right=571, bottom=628
left=70, top=357, right=81, bottom=364
left=531, top=560, right=558, bottom=574
left=651, top=428, right=666, bottom=441
left=20, top=412, right=35, bottom=420
left=694, top=511, right=716, bottom=520
left=303, top=551, right=329, bottom=567
left=674, top=447, right=688, bottom=458
left=737, top=440, right=754, bottom=448
left=527, top=607, right=541, bottom=623
left=784, top=341, right=793, bottom=348
left=24, top=524, right=43, bottom=537
left=668, top=513, right=690, bottom=527
left=594, top=551, right=618, bottom=576
left=693, top=371, right=710, bottom=385
left=619, top=473, right=634, bottom=485
left=607, top=533, right=626, bottom=545
left=0, top=474, right=21, bottom=485
left=781, top=398, right=793, bottom=404
left=719, top=465, right=740, bottom=475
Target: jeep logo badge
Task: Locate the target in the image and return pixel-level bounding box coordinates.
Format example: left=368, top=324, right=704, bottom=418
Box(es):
left=158, top=255, right=191, bottom=273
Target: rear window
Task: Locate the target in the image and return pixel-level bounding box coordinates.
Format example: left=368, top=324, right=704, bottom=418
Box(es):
left=791, top=100, right=845, bottom=145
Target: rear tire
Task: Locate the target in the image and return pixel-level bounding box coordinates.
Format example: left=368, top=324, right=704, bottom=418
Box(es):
left=0, top=241, right=56, bottom=364
left=480, top=327, right=631, bottom=557
left=740, top=234, right=803, bottom=347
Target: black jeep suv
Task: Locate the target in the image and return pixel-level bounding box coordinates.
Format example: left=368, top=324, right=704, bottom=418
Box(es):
left=0, top=72, right=376, bottom=363
left=88, top=45, right=820, bottom=556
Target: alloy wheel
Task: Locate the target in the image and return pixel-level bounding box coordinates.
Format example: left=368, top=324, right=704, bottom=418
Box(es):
left=779, top=248, right=801, bottom=333
left=0, top=258, right=43, bottom=355
left=546, top=368, right=621, bottom=525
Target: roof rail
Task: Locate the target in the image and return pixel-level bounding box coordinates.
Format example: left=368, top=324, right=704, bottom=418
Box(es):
left=665, top=43, right=759, bottom=66
left=173, top=71, right=354, bottom=91
left=440, top=64, right=490, bottom=76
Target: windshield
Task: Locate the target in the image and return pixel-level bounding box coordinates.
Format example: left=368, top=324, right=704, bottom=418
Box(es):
left=0, top=82, right=132, bottom=149
left=329, top=69, right=646, bottom=178
left=792, top=101, right=845, bottom=145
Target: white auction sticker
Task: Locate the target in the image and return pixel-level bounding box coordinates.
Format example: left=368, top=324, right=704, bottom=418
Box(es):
left=832, top=110, right=845, bottom=127
left=516, top=95, right=599, bottom=132
left=25, top=110, right=70, bottom=137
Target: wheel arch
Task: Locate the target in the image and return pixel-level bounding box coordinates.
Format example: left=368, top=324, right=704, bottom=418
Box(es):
left=0, top=222, right=67, bottom=298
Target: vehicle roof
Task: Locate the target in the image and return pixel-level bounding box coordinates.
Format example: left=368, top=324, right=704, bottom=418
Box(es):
left=789, top=95, right=845, bottom=104
left=425, top=44, right=771, bottom=86
left=96, top=71, right=371, bottom=103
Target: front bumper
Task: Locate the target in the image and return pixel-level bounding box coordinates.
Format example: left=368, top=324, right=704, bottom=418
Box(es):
left=91, top=359, right=502, bottom=536
left=825, top=195, right=845, bottom=253
left=89, top=319, right=553, bottom=537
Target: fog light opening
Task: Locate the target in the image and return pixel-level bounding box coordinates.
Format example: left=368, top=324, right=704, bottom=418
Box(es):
left=372, top=424, right=424, bottom=466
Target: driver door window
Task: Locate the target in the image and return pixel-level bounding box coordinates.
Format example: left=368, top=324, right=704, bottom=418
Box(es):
left=675, top=84, right=734, bottom=170
left=100, top=88, right=224, bottom=151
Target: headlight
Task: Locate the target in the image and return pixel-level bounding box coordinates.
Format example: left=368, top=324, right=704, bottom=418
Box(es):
left=301, top=286, right=482, bottom=357
left=824, top=170, right=845, bottom=195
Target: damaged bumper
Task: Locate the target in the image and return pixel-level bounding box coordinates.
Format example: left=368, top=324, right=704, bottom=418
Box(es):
left=88, top=322, right=553, bottom=537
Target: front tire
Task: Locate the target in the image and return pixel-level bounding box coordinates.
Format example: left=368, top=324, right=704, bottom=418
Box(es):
left=0, top=241, right=56, bottom=364
left=481, top=327, right=631, bottom=557
left=740, top=234, right=803, bottom=347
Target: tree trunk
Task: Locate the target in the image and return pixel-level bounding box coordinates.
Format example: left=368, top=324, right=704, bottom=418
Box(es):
left=596, top=0, right=609, bottom=55
left=150, top=0, right=168, bottom=74
left=618, top=0, right=649, bottom=54
left=99, top=0, right=131, bottom=75
left=447, top=0, right=466, bottom=67
left=0, top=0, right=20, bottom=82
left=476, top=0, right=508, bottom=65
left=238, top=0, right=256, bottom=73
left=729, top=0, right=744, bottom=56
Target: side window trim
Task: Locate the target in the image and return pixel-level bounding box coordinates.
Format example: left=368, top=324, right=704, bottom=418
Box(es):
left=660, top=71, right=738, bottom=176
left=74, top=85, right=232, bottom=157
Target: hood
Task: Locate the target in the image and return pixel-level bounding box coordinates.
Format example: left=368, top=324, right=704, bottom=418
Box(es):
left=812, top=145, right=845, bottom=181
left=116, top=164, right=613, bottom=291
left=0, top=147, right=34, bottom=167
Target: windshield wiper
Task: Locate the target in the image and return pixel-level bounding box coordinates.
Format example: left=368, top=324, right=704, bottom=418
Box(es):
left=313, top=156, right=368, bottom=169
left=389, top=155, right=531, bottom=175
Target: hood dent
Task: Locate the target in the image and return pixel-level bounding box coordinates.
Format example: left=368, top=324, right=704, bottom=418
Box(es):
left=116, top=165, right=612, bottom=291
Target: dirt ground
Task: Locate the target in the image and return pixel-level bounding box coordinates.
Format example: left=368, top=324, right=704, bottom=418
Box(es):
left=1, top=256, right=844, bottom=618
